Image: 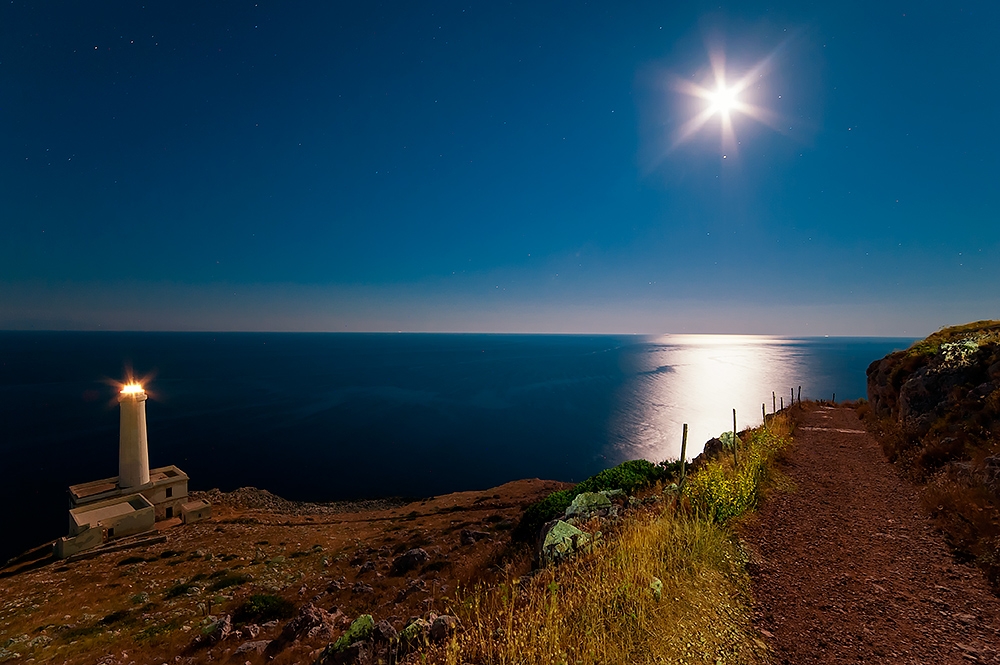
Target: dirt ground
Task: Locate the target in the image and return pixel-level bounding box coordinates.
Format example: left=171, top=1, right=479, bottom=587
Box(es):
left=0, top=478, right=567, bottom=665
left=740, top=404, right=1000, bottom=664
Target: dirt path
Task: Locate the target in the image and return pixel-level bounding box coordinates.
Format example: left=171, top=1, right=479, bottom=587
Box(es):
left=740, top=404, right=1000, bottom=664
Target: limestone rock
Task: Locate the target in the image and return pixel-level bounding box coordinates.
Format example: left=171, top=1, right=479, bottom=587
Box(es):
left=563, top=491, right=612, bottom=518
left=538, top=520, right=591, bottom=567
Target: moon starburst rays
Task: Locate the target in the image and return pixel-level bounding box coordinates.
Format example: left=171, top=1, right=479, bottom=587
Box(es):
left=670, top=49, right=782, bottom=155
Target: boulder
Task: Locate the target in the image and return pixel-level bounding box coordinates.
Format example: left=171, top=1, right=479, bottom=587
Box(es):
left=279, top=603, right=346, bottom=643
left=429, top=614, right=461, bottom=641
left=372, top=619, right=398, bottom=643
left=563, top=491, right=612, bottom=518
left=390, top=548, right=430, bottom=575
left=332, top=614, right=374, bottom=651
left=399, top=617, right=431, bottom=646
left=537, top=520, right=591, bottom=567
left=204, top=614, right=232, bottom=644
left=234, top=640, right=270, bottom=655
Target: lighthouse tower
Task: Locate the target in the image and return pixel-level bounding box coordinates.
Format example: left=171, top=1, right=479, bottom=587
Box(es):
left=118, top=383, right=150, bottom=489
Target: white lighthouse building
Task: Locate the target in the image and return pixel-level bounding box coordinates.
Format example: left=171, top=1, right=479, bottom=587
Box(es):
left=118, top=384, right=151, bottom=489
left=54, top=383, right=210, bottom=558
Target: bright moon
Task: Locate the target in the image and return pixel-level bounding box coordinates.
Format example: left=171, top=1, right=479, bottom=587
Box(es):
left=708, top=84, right=738, bottom=115
left=669, top=47, right=783, bottom=153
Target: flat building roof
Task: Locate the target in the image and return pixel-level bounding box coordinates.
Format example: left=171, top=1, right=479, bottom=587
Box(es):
left=70, top=493, right=153, bottom=531
left=69, top=465, right=189, bottom=503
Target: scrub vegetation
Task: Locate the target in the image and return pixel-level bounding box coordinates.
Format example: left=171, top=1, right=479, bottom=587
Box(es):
left=422, top=414, right=794, bottom=664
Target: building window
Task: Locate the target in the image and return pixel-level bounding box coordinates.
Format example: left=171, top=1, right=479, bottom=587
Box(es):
left=108, top=527, right=115, bottom=538
left=166, top=506, right=173, bottom=518
left=166, top=487, right=173, bottom=498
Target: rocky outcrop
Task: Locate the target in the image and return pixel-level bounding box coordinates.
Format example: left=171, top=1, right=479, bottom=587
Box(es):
left=864, top=321, right=1000, bottom=590
left=866, top=321, right=1000, bottom=472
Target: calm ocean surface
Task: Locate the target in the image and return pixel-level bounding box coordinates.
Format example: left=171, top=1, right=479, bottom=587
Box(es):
left=0, top=332, right=912, bottom=561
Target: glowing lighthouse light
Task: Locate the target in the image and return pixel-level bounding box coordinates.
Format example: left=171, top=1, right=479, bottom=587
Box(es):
left=118, top=382, right=150, bottom=489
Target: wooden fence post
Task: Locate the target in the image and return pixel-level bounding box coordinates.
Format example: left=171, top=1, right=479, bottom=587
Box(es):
left=680, top=424, right=688, bottom=484
left=791, top=388, right=795, bottom=409
left=772, top=392, right=776, bottom=414
left=798, top=385, right=802, bottom=404
left=732, top=408, right=738, bottom=467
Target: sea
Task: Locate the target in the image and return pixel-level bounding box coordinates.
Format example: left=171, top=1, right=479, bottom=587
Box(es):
left=0, top=332, right=913, bottom=562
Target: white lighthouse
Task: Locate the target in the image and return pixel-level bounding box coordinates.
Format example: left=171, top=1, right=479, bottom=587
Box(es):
left=55, top=379, right=211, bottom=559
left=118, top=383, right=151, bottom=489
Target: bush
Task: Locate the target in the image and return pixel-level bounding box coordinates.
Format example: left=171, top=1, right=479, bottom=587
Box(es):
left=514, top=460, right=668, bottom=542
left=576, top=459, right=666, bottom=495
left=209, top=572, right=251, bottom=591
left=164, top=582, right=195, bottom=599
left=232, top=594, right=295, bottom=625
left=683, top=419, right=792, bottom=523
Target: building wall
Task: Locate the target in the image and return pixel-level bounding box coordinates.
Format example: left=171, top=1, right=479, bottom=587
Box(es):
left=181, top=500, right=212, bottom=524
left=54, top=525, right=103, bottom=558
left=141, top=478, right=188, bottom=505
left=104, top=503, right=155, bottom=539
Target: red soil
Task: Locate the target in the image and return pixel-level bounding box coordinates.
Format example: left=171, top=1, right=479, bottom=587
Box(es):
left=740, top=404, right=1000, bottom=664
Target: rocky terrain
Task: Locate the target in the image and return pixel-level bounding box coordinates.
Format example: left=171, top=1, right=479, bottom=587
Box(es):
left=0, top=478, right=569, bottom=664
left=865, top=320, right=1000, bottom=586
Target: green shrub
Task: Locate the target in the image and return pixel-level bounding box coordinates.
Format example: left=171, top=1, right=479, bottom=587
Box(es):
left=232, top=594, right=295, bottom=625
left=165, top=582, right=195, bottom=599
left=514, top=460, right=668, bottom=542
left=576, top=459, right=666, bottom=494
left=208, top=572, right=251, bottom=591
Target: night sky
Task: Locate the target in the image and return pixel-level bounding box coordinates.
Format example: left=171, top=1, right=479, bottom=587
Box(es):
left=2, top=1, right=997, bottom=335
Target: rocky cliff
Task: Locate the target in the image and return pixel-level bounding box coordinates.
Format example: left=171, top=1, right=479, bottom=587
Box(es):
left=866, top=320, right=1000, bottom=473
left=865, top=320, right=1000, bottom=587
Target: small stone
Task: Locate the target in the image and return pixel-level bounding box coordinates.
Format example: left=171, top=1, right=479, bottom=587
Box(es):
left=649, top=577, right=663, bottom=601
left=460, top=529, right=490, bottom=545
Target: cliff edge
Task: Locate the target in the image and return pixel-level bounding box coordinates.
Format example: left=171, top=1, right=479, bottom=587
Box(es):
left=864, top=320, right=1000, bottom=587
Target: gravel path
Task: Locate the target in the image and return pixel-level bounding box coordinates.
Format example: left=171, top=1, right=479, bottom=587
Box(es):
left=741, top=404, right=1000, bottom=664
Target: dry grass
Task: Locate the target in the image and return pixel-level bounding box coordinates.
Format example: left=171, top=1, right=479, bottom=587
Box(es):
left=422, top=416, right=794, bottom=665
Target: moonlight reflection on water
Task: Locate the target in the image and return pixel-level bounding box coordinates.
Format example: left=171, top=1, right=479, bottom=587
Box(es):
left=610, top=335, right=813, bottom=464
